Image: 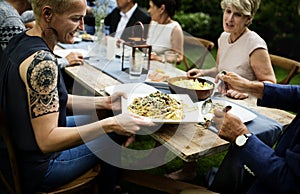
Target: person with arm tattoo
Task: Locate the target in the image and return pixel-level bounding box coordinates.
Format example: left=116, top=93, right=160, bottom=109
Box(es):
left=0, top=0, right=154, bottom=193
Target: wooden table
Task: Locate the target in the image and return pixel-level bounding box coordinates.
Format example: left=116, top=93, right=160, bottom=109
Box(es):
left=61, top=42, right=295, bottom=193
left=64, top=60, right=295, bottom=162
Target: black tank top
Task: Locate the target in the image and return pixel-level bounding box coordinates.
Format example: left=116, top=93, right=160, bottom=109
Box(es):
left=0, top=31, right=67, bottom=192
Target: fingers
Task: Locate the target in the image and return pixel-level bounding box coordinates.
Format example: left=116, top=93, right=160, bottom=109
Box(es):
left=66, top=52, right=84, bottom=66
left=130, top=114, right=155, bottom=127
left=187, top=68, right=201, bottom=78
left=111, top=92, right=127, bottom=100
left=123, top=135, right=136, bottom=147
left=113, top=114, right=155, bottom=136
left=226, top=90, right=248, bottom=99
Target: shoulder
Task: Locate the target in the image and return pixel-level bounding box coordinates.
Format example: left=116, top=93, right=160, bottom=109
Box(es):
left=22, top=50, right=59, bottom=118
left=110, top=7, right=121, bottom=15
left=0, top=1, right=22, bottom=24
left=134, top=7, right=151, bottom=21
left=25, top=51, right=58, bottom=90
left=218, top=32, right=230, bottom=42
left=38, top=49, right=56, bottom=58
left=135, top=6, right=149, bottom=15
left=22, top=50, right=57, bottom=72
left=170, top=21, right=181, bottom=27
left=19, top=50, right=58, bottom=89
left=244, top=31, right=267, bottom=50
left=32, top=51, right=57, bottom=70
left=245, top=31, right=267, bottom=46
left=22, top=50, right=57, bottom=74
left=218, top=32, right=230, bottom=46
left=105, top=8, right=120, bottom=18
left=219, top=31, right=229, bottom=39
left=169, top=21, right=182, bottom=32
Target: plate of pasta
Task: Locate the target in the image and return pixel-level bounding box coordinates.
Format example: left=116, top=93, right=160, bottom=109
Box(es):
left=122, top=91, right=202, bottom=123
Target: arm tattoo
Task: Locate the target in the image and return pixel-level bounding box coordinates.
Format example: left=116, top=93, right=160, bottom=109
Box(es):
left=27, top=51, right=59, bottom=118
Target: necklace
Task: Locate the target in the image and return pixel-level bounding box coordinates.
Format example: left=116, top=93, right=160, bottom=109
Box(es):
left=229, top=28, right=247, bottom=43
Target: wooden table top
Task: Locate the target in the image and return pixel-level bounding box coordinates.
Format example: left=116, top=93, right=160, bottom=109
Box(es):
left=64, top=60, right=295, bottom=162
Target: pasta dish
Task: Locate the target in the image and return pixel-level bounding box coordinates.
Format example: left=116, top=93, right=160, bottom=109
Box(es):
left=128, top=91, right=184, bottom=120
left=172, top=79, right=213, bottom=90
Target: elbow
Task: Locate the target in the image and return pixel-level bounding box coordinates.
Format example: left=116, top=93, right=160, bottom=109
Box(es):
left=38, top=142, right=55, bottom=154
left=36, top=139, right=57, bottom=153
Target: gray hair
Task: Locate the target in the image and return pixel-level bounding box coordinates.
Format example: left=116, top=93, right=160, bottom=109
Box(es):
left=221, top=0, right=261, bottom=17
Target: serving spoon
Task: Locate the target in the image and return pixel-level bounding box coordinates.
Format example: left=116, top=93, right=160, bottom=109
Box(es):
left=201, top=71, right=227, bottom=115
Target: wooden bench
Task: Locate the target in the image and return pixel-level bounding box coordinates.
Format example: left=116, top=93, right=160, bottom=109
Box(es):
left=121, top=170, right=218, bottom=194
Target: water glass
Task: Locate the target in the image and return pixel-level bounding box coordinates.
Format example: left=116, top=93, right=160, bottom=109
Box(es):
left=164, top=51, right=177, bottom=68
left=106, top=36, right=116, bottom=60
left=129, top=52, right=144, bottom=79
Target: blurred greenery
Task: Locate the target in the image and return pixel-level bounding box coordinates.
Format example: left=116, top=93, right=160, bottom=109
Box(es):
left=174, top=11, right=211, bottom=38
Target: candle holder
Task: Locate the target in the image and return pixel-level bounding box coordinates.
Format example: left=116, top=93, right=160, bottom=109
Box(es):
left=121, top=21, right=152, bottom=72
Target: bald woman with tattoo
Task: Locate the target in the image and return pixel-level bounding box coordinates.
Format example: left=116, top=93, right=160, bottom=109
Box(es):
left=0, top=0, right=154, bottom=193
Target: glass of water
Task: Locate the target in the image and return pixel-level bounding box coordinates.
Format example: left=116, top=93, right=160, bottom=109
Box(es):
left=129, top=51, right=144, bottom=79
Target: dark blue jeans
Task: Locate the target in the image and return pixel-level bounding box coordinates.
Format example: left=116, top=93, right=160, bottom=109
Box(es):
left=41, top=115, right=126, bottom=194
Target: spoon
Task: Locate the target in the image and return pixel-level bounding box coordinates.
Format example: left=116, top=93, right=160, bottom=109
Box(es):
left=201, top=71, right=227, bottom=115
left=201, top=80, right=221, bottom=115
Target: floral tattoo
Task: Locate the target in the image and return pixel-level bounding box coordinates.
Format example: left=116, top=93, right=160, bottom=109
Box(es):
left=27, top=51, right=59, bottom=118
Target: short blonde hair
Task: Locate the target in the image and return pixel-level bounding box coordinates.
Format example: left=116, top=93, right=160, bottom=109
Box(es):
left=31, top=0, right=82, bottom=21
left=221, top=0, right=261, bottom=17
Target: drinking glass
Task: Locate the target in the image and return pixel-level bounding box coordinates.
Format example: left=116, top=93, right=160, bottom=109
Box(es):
left=129, top=52, right=144, bottom=79
left=164, top=51, right=177, bottom=68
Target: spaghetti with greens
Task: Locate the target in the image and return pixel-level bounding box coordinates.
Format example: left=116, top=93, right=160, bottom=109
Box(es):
left=128, top=91, right=184, bottom=120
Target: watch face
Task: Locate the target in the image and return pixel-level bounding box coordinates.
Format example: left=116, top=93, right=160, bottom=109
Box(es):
left=236, top=135, right=247, bottom=147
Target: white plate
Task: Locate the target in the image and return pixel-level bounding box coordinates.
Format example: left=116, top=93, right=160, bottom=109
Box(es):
left=196, top=98, right=257, bottom=123
left=144, top=61, right=186, bottom=86
left=53, top=49, right=88, bottom=58
left=122, top=93, right=202, bottom=124
left=145, top=69, right=170, bottom=83
left=104, top=83, right=158, bottom=96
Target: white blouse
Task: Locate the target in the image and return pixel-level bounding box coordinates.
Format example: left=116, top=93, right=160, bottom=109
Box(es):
left=146, top=20, right=181, bottom=55
left=217, top=31, right=268, bottom=81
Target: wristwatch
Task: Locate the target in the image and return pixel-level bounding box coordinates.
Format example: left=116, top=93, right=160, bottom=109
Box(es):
left=235, top=133, right=252, bottom=147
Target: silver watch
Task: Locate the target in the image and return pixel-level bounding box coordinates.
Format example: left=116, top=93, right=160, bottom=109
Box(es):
left=235, top=133, right=252, bottom=147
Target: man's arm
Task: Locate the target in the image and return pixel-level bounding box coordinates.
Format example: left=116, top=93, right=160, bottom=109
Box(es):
left=238, top=135, right=300, bottom=193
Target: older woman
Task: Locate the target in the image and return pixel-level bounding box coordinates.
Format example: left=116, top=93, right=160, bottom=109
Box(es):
left=147, top=0, right=184, bottom=63
left=188, top=0, right=276, bottom=99
left=0, top=0, right=154, bottom=193
left=168, top=0, right=276, bottom=182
